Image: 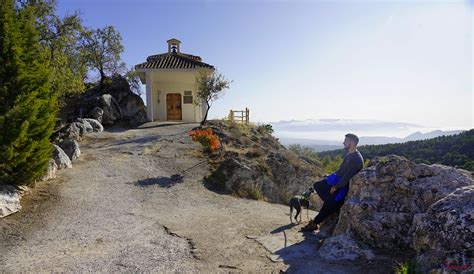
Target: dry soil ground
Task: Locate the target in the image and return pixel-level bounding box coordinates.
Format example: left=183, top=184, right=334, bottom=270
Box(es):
left=0, top=122, right=386, bottom=273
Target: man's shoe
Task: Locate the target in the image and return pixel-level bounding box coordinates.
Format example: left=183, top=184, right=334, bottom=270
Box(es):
left=300, top=221, right=319, bottom=232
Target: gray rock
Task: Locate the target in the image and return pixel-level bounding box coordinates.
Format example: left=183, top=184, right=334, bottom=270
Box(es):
left=52, top=122, right=83, bottom=142
left=319, top=234, right=375, bottom=263
left=41, top=159, right=58, bottom=181
left=324, top=155, right=473, bottom=270
left=58, top=139, right=81, bottom=161
left=86, top=107, right=104, bottom=123
left=0, top=185, right=21, bottom=218
left=412, top=185, right=474, bottom=271
left=76, top=118, right=94, bottom=134
left=120, top=93, right=148, bottom=127
left=82, top=118, right=103, bottom=133
left=99, top=94, right=122, bottom=126
left=52, top=144, right=72, bottom=169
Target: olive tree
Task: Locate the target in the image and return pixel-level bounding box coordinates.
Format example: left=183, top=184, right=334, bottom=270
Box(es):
left=195, top=70, right=231, bottom=125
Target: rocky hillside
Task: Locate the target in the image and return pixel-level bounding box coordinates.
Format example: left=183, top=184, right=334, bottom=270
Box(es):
left=202, top=121, right=324, bottom=205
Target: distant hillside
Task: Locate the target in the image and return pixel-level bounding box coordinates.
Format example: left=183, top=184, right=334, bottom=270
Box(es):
left=317, top=129, right=474, bottom=171
left=279, top=130, right=465, bottom=152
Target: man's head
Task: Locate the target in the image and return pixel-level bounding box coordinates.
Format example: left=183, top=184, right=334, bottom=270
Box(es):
left=343, top=133, right=359, bottom=151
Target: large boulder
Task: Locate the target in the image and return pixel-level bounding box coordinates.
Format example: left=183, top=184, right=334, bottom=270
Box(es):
left=320, top=155, right=473, bottom=270
left=58, top=139, right=81, bottom=161
left=0, top=185, right=21, bottom=218
left=52, top=144, right=72, bottom=169
left=121, top=93, right=148, bottom=127
left=98, top=94, right=122, bottom=126
left=412, top=185, right=474, bottom=271
left=75, top=118, right=94, bottom=134
left=82, top=118, right=103, bottom=133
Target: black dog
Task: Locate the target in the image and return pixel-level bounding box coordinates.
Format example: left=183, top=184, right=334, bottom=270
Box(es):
left=289, top=193, right=310, bottom=223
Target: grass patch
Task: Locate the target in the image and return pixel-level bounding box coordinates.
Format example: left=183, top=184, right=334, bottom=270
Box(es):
left=394, top=261, right=417, bottom=274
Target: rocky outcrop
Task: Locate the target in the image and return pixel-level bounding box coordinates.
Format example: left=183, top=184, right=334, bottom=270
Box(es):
left=203, top=121, right=324, bottom=204
left=58, top=139, right=81, bottom=161
left=81, top=74, right=147, bottom=127
left=97, top=94, right=122, bottom=126
left=0, top=185, right=21, bottom=218
left=52, top=144, right=72, bottom=169
left=319, top=155, right=473, bottom=271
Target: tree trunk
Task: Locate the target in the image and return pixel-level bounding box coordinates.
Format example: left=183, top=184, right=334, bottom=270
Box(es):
left=200, top=101, right=210, bottom=126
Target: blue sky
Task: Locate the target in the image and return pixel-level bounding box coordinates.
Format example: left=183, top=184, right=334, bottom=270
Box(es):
left=57, top=0, right=473, bottom=130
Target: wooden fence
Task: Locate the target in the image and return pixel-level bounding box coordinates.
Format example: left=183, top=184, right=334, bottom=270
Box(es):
left=228, top=108, right=249, bottom=124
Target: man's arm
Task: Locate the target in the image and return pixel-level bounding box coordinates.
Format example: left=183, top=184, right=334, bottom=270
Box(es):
left=333, top=157, right=362, bottom=190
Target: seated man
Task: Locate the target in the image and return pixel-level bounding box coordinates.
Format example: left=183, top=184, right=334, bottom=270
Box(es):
left=301, top=133, right=364, bottom=232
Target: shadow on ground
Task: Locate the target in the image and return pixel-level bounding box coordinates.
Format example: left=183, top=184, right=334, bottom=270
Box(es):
left=132, top=175, right=184, bottom=188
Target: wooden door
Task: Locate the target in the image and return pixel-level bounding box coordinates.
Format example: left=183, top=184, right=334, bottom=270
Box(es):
left=166, top=93, right=182, bottom=120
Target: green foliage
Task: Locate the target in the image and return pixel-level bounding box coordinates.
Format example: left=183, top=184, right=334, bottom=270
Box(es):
left=257, top=123, right=274, bottom=134
left=0, top=0, right=57, bottom=185
left=24, top=0, right=88, bottom=106
left=196, top=69, right=231, bottom=125
left=394, top=261, right=417, bottom=274
left=82, top=25, right=125, bottom=89
left=319, top=130, right=474, bottom=171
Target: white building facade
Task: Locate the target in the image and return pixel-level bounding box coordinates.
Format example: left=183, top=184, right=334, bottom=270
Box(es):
left=135, top=39, right=214, bottom=122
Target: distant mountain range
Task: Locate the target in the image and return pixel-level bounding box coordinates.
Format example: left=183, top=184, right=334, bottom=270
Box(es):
left=270, top=119, right=466, bottom=152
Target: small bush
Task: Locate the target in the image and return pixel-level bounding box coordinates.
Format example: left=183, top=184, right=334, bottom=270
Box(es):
left=205, top=169, right=227, bottom=190
left=248, top=184, right=262, bottom=200
left=257, top=123, right=274, bottom=134
left=189, top=128, right=220, bottom=152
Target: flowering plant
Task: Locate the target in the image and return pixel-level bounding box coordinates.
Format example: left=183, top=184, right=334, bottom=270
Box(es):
left=188, top=128, right=220, bottom=152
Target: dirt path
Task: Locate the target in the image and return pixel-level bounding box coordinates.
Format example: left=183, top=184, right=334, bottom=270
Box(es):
left=0, top=122, right=382, bottom=272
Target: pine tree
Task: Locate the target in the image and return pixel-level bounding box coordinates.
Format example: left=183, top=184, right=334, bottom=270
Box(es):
left=0, top=0, right=57, bottom=185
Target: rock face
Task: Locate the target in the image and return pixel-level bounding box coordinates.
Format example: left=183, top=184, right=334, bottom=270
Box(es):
left=52, top=144, right=72, bottom=169
left=98, top=94, right=122, bottom=126
left=320, top=155, right=473, bottom=271
left=58, top=139, right=81, bottom=161
left=413, top=185, right=474, bottom=270
left=0, top=185, right=21, bottom=218
left=81, top=74, right=147, bottom=127
left=119, top=93, right=148, bottom=127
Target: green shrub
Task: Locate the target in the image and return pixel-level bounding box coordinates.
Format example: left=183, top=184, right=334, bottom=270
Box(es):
left=0, top=1, right=57, bottom=185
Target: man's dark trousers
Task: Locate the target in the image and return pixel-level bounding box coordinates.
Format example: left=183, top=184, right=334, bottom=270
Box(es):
left=312, top=179, right=345, bottom=224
